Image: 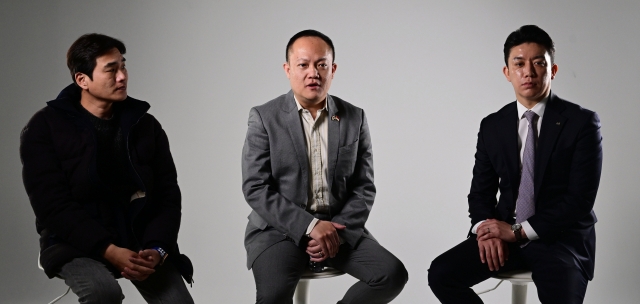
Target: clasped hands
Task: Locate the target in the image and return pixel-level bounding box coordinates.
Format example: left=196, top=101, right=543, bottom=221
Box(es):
left=475, top=219, right=520, bottom=272
left=103, top=244, right=161, bottom=281
left=306, top=220, right=345, bottom=262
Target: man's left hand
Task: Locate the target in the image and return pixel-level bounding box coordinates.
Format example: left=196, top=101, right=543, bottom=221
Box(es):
left=127, top=249, right=162, bottom=280
left=476, top=219, right=516, bottom=242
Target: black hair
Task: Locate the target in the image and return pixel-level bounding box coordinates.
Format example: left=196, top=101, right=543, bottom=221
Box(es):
left=503, top=25, right=555, bottom=66
left=286, top=29, right=334, bottom=63
left=67, top=33, right=126, bottom=81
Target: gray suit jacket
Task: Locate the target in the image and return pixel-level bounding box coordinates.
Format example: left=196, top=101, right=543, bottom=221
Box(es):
left=242, top=91, right=376, bottom=269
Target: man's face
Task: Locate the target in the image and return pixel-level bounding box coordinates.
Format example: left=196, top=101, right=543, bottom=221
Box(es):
left=76, top=47, right=128, bottom=103
left=284, top=36, right=337, bottom=105
left=503, top=42, right=557, bottom=105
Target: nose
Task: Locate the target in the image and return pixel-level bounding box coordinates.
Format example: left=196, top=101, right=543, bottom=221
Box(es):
left=116, top=68, right=127, bottom=82
left=523, top=62, right=537, bottom=78
left=309, top=67, right=319, bottom=78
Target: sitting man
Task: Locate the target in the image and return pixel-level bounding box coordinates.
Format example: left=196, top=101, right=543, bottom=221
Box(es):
left=20, top=33, right=194, bottom=304
left=242, top=29, right=408, bottom=304
left=428, top=25, right=603, bottom=304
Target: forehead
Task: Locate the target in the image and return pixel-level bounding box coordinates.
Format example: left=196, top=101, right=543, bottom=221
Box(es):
left=508, top=42, right=549, bottom=60
left=289, top=36, right=332, bottom=60
left=96, top=48, right=124, bottom=64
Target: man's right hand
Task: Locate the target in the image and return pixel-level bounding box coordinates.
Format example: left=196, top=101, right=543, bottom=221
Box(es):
left=308, top=221, right=345, bottom=260
left=103, top=244, right=155, bottom=281
left=478, top=238, right=509, bottom=272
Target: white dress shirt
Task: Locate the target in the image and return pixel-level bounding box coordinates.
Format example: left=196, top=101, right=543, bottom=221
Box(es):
left=472, top=96, right=549, bottom=241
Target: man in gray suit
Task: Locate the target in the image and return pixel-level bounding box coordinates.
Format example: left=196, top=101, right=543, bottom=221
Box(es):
left=242, top=29, right=408, bottom=304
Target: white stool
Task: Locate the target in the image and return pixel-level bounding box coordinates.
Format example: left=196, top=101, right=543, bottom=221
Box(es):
left=477, top=270, right=533, bottom=304
left=293, top=267, right=344, bottom=304
left=38, top=253, right=71, bottom=304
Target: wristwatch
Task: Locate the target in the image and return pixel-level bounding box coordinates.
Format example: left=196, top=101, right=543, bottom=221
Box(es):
left=511, top=223, right=523, bottom=242
left=152, top=247, right=169, bottom=266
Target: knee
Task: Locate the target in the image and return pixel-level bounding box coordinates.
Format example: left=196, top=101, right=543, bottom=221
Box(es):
left=428, top=255, right=451, bottom=289
left=78, top=279, right=123, bottom=304
left=372, top=257, right=409, bottom=294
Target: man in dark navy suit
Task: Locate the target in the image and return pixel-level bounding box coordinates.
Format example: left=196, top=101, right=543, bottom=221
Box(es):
left=428, top=25, right=603, bottom=304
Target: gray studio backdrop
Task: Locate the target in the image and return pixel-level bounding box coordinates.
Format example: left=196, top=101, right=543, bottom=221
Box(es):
left=1, top=1, right=638, bottom=303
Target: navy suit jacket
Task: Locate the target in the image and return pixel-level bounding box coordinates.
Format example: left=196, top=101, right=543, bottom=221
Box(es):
left=467, top=92, right=602, bottom=279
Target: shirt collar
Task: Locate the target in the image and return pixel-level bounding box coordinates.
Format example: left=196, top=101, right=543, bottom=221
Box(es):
left=516, top=96, right=548, bottom=120
left=294, top=95, right=328, bottom=113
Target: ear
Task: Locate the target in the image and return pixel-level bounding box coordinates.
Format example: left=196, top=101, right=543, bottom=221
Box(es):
left=75, top=72, right=90, bottom=89
left=330, top=63, right=337, bottom=79
left=550, top=64, right=558, bottom=80
left=283, top=62, right=291, bottom=79
left=502, top=66, right=511, bottom=82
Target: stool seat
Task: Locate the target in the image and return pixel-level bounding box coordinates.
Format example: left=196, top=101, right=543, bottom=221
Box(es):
left=477, top=270, right=533, bottom=304
left=294, top=267, right=345, bottom=304
left=300, top=267, right=345, bottom=280
left=494, top=270, right=533, bottom=283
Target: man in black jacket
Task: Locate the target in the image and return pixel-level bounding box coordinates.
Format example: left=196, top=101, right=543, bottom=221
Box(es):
left=20, top=33, right=194, bottom=303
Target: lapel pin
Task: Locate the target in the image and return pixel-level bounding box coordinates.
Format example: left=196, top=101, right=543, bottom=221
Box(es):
left=556, top=122, right=561, bottom=125
left=331, top=115, right=340, bottom=121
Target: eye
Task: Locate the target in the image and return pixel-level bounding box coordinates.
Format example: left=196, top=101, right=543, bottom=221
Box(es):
left=319, top=63, right=328, bottom=68
left=534, top=61, right=547, bottom=67
left=298, top=63, right=308, bottom=68
left=514, top=62, right=524, bottom=67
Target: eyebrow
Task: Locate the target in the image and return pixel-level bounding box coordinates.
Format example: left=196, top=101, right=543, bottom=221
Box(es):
left=512, top=55, right=546, bottom=61
left=104, top=57, right=126, bottom=68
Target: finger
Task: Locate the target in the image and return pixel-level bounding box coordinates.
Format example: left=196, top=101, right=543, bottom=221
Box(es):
left=129, top=257, right=155, bottom=268
left=498, top=244, right=505, bottom=266
left=307, top=239, right=319, bottom=247
left=331, top=222, right=346, bottom=230
left=478, top=243, right=486, bottom=264
left=129, top=264, right=156, bottom=276
left=121, top=272, right=136, bottom=280
left=490, top=244, right=500, bottom=271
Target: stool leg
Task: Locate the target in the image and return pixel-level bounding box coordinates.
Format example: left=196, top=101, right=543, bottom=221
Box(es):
left=294, top=279, right=310, bottom=304
left=511, top=282, right=528, bottom=304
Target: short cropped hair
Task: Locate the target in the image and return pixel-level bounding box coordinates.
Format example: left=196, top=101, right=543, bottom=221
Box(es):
left=503, top=25, right=555, bottom=66
left=286, top=29, right=335, bottom=63
left=67, top=33, right=126, bottom=81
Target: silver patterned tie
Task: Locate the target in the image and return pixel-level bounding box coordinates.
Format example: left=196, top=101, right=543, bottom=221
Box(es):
left=516, top=110, right=538, bottom=224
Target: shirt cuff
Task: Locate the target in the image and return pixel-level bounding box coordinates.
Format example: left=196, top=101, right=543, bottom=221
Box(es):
left=471, top=220, right=485, bottom=234
left=306, top=218, right=319, bottom=236
left=520, top=220, right=539, bottom=240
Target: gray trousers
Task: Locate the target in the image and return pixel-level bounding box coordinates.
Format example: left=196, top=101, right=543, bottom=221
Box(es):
left=58, top=257, right=194, bottom=304
left=251, top=237, right=408, bottom=304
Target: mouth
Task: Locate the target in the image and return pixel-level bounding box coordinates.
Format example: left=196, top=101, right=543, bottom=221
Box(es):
left=306, top=83, right=321, bottom=89
left=522, top=82, right=535, bottom=88
left=115, top=86, right=127, bottom=92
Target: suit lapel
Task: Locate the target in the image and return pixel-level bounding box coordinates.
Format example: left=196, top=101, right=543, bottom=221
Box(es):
left=498, top=102, right=521, bottom=204
left=282, top=91, right=310, bottom=191
left=534, top=92, right=566, bottom=196
left=326, top=95, right=340, bottom=193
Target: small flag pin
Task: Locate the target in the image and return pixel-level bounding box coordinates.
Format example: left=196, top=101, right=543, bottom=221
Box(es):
left=331, top=115, right=340, bottom=121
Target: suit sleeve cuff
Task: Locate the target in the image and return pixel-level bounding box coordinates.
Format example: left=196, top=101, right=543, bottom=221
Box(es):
left=471, top=220, right=485, bottom=234
left=306, top=218, right=319, bottom=236
left=521, top=221, right=539, bottom=240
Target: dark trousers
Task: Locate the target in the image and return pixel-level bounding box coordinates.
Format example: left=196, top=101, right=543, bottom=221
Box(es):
left=428, top=237, right=588, bottom=304
left=251, top=237, right=408, bottom=304
left=58, top=257, right=194, bottom=304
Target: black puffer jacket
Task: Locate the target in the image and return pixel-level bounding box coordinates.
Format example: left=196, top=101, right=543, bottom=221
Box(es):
left=20, top=84, right=192, bottom=283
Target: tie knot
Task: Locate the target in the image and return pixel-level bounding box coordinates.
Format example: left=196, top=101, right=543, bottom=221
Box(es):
left=524, top=110, right=537, bottom=123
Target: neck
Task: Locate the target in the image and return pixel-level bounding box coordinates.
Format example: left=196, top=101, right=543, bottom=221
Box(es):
left=80, top=91, right=114, bottom=119
left=296, top=95, right=326, bottom=119
left=518, top=92, right=549, bottom=109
